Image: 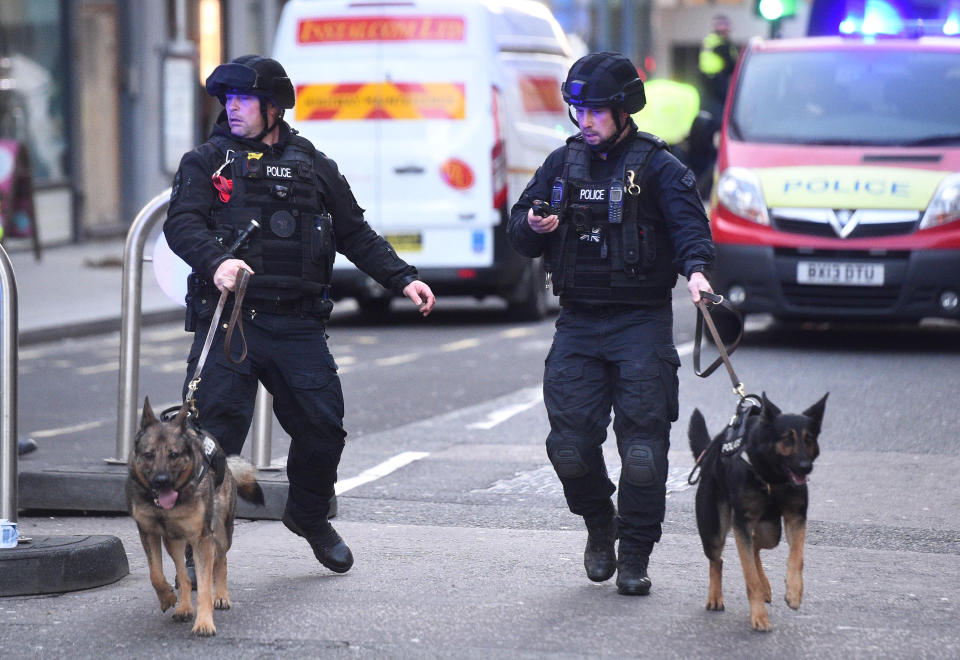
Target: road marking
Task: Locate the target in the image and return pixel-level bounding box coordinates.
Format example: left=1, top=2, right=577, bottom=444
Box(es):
left=376, top=353, right=420, bottom=367
left=441, top=338, right=481, bottom=352
left=76, top=361, right=119, bottom=375
left=500, top=327, right=537, bottom=338
left=481, top=464, right=693, bottom=495
left=335, top=451, right=430, bottom=495
left=31, top=420, right=107, bottom=438
left=467, top=386, right=543, bottom=430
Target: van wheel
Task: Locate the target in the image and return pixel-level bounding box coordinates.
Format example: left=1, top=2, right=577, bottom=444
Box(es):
left=357, top=296, right=392, bottom=320
left=506, top=260, right=548, bottom=322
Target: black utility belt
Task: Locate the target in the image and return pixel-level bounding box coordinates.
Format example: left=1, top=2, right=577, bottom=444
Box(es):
left=241, top=296, right=330, bottom=317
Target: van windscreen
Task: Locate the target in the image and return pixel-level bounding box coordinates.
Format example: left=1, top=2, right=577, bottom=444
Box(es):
left=731, top=49, right=960, bottom=146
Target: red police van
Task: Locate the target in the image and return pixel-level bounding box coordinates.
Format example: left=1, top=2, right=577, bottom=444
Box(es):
left=708, top=25, right=960, bottom=331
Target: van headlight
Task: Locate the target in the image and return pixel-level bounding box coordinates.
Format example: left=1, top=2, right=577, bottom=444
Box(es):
left=920, top=173, right=960, bottom=230
left=716, top=167, right=769, bottom=225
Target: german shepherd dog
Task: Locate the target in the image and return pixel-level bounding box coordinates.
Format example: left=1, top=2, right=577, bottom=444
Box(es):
left=687, top=392, right=828, bottom=631
left=126, top=397, right=264, bottom=636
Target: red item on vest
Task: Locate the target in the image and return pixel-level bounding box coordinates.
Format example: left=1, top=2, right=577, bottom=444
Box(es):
left=212, top=175, right=233, bottom=203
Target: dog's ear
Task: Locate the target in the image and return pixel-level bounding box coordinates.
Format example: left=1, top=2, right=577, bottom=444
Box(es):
left=172, top=404, right=189, bottom=431
left=803, top=392, right=829, bottom=434
left=140, top=397, right=158, bottom=430
left=761, top=391, right=781, bottom=421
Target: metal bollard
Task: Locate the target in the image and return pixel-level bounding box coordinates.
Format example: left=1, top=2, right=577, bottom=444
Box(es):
left=252, top=388, right=281, bottom=470
left=0, top=244, right=19, bottom=523
left=108, top=188, right=172, bottom=464
left=111, top=188, right=279, bottom=469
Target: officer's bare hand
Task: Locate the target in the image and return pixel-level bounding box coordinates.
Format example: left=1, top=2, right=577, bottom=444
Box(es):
left=687, top=271, right=713, bottom=304
left=403, top=280, right=436, bottom=317
left=527, top=207, right=559, bottom=234
left=213, top=258, right=254, bottom=292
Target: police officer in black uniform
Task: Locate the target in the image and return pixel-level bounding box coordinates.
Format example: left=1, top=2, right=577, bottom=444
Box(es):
left=164, top=55, right=435, bottom=575
left=508, top=52, right=715, bottom=595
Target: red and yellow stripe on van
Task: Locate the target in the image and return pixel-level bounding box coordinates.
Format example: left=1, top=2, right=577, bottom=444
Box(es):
left=297, top=16, right=464, bottom=43
left=295, top=82, right=465, bottom=121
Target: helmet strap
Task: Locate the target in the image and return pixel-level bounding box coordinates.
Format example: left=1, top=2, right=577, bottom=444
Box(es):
left=252, top=98, right=281, bottom=142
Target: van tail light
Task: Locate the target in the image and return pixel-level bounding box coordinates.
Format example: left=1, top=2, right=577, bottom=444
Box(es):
left=440, top=158, right=475, bottom=190
left=491, top=85, right=507, bottom=210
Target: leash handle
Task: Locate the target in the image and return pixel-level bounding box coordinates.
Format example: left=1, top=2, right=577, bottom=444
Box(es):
left=224, top=268, right=251, bottom=365
left=693, top=292, right=745, bottom=396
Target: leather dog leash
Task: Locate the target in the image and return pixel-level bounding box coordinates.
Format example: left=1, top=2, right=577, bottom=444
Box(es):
left=693, top=291, right=746, bottom=399
left=181, top=267, right=252, bottom=417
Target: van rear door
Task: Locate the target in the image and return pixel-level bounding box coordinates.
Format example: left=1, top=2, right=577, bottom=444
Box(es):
left=274, top=4, right=496, bottom=270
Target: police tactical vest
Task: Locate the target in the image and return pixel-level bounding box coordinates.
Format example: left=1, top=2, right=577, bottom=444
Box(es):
left=546, top=133, right=677, bottom=304
left=209, top=134, right=335, bottom=302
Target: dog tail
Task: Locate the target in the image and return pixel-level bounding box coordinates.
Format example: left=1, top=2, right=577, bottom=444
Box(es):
left=227, top=456, right=266, bottom=506
left=688, top=408, right=711, bottom=459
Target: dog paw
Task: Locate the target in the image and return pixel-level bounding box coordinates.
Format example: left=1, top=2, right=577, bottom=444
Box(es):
left=214, top=596, right=231, bottom=610
left=172, top=607, right=195, bottom=623
left=785, top=591, right=802, bottom=610
left=705, top=598, right=725, bottom=611
left=750, top=612, right=772, bottom=632
left=192, top=618, right=217, bottom=637
left=157, top=588, right=177, bottom=612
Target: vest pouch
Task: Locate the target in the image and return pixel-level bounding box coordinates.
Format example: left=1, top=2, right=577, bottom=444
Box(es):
left=309, top=212, right=335, bottom=263
left=639, top=223, right=657, bottom=270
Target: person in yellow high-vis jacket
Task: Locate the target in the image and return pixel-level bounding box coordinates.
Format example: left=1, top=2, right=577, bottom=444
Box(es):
left=698, top=14, right=738, bottom=118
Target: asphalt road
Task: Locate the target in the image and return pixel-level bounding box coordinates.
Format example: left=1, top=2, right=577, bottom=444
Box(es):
left=6, top=291, right=960, bottom=658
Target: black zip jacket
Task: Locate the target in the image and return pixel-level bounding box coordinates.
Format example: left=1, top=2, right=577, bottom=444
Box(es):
left=164, top=117, right=418, bottom=295
left=508, top=124, right=714, bottom=281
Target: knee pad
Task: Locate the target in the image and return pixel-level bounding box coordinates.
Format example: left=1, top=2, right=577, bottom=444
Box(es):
left=623, top=445, right=659, bottom=487
left=548, top=444, right=589, bottom=479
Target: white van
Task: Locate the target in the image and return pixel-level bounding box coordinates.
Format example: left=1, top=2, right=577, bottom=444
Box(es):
left=272, top=0, right=574, bottom=319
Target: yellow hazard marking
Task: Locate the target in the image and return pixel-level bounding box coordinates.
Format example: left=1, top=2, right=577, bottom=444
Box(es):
left=296, top=82, right=465, bottom=121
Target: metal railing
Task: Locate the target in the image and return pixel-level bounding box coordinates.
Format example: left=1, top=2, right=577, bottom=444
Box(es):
left=0, top=244, right=19, bottom=523
left=111, top=188, right=277, bottom=468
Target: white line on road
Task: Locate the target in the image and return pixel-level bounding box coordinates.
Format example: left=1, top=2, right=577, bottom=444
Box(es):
left=466, top=386, right=543, bottom=430
left=375, top=353, right=421, bottom=367
left=335, top=451, right=430, bottom=495
left=30, top=419, right=107, bottom=438
left=441, top=338, right=481, bottom=352
left=76, top=361, right=119, bottom=376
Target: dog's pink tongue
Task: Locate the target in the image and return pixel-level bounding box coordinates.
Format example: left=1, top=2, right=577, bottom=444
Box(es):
left=157, top=490, right=178, bottom=510
left=789, top=471, right=808, bottom=486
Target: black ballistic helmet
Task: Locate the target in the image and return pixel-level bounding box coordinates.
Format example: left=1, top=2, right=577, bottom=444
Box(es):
left=205, top=55, right=295, bottom=109
left=561, top=52, right=646, bottom=114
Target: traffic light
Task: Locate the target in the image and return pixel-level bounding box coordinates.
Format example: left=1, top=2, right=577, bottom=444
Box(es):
left=755, top=0, right=798, bottom=21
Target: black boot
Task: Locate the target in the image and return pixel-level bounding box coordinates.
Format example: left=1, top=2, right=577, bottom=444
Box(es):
left=282, top=503, right=353, bottom=573
left=616, top=551, right=652, bottom=596
left=583, top=518, right=617, bottom=582
left=175, top=544, right=198, bottom=591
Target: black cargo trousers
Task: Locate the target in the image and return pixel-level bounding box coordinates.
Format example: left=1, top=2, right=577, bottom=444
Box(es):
left=543, top=303, right=680, bottom=555
left=182, top=309, right=343, bottom=529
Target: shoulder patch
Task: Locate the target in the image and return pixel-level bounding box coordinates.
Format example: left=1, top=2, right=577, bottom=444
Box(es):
left=170, top=170, right=182, bottom=200
left=680, top=169, right=697, bottom=190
